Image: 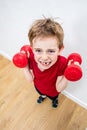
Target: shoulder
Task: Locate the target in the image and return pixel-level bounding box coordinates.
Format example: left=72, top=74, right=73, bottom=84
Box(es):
left=57, top=55, right=68, bottom=74
left=29, top=48, right=34, bottom=59
left=58, top=55, right=67, bottom=64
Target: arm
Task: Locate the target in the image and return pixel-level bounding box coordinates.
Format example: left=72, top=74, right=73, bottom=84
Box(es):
left=56, top=76, right=68, bottom=92
left=56, top=53, right=83, bottom=92
left=23, top=65, right=34, bottom=83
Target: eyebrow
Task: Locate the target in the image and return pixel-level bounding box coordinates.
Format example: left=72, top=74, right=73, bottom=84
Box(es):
left=34, top=48, right=42, bottom=50
left=34, top=48, right=56, bottom=50
left=47, top=49, right=56, bottom=51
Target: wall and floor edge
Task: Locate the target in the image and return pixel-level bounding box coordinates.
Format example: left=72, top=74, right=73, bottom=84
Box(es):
left=0, top=50, right=12, bottom=61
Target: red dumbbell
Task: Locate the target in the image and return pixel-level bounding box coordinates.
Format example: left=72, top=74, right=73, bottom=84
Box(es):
left=12, top=45, right=32, bottom=68
left=64, top=53, right=82, bottom=81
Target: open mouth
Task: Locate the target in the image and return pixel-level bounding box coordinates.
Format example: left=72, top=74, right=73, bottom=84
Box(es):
left=39, top=61, right=51, bottom=66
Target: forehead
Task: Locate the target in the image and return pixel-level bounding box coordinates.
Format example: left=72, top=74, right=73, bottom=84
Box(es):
left=32, top=36, right=59, bottom=49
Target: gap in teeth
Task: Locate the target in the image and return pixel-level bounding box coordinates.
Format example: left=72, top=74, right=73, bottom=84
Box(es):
left=40, top=61, right=51, bottom=65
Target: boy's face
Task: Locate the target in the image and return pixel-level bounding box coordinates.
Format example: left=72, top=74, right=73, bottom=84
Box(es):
left=32, top=37, right=63, bottom=71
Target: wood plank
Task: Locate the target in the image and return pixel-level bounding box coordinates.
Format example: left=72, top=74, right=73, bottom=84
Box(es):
left=0, top=55, right=87, bottom=130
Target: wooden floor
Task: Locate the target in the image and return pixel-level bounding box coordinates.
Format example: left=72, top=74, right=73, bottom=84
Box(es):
left=0, top=55, right=87, bottom=130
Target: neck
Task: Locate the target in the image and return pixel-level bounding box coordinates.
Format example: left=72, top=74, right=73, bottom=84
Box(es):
left=38, top=64, right=45, bottom=72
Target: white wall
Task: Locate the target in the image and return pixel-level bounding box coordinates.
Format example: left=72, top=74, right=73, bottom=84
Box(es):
left=0, top=0, right=87, bottom=109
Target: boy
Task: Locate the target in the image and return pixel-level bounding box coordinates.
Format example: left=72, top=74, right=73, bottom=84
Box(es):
left=24, top=18, right=68, bottom=108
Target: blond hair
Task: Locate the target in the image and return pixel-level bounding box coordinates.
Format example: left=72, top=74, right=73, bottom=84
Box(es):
left=28, top=18, right=64, bottom=49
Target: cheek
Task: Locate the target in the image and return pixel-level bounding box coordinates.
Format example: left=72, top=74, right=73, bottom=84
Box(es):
left=51, top=55, right=58, bottom=62
left=34, top=54, right=40, bottom=61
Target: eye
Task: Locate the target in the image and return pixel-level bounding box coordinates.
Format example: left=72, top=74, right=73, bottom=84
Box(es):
left=35, top=48, right=42, bottom=53
left=47, top=49, right=55, bottom=53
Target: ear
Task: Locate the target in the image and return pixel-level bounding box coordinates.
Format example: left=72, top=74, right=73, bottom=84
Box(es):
left=58, top=46, right=64, bottom=55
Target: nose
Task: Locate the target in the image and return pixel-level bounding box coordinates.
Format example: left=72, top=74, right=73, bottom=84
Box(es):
left=42, top=52, right=48, bottom=60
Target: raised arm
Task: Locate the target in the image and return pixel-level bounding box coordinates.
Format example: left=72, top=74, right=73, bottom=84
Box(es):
left=56, top=76, right=68, bottom=92
left=23, top=65, right=34, bottom=83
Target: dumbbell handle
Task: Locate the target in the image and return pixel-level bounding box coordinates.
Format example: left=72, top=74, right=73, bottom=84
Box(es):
left=68, top=60, right=80, bottom=66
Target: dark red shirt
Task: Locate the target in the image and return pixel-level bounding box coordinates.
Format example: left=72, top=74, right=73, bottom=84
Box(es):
left=28, top=51, right=67, bottom=97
